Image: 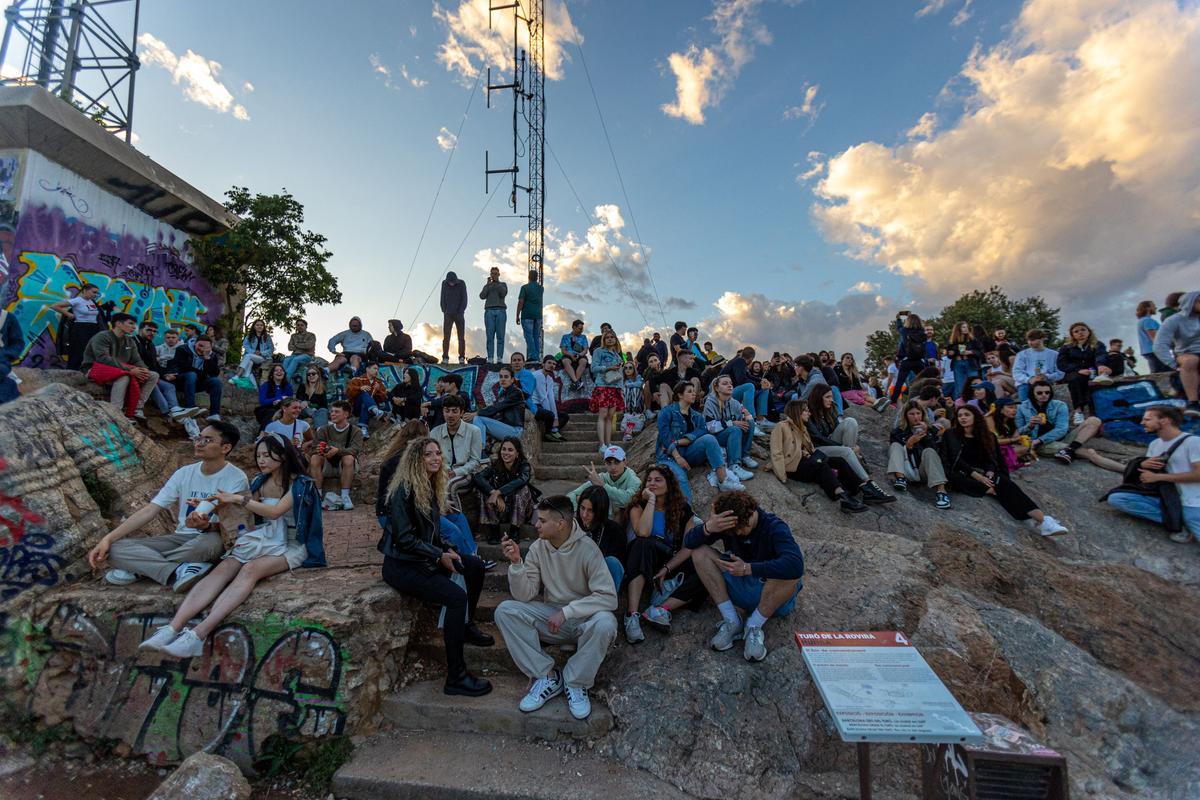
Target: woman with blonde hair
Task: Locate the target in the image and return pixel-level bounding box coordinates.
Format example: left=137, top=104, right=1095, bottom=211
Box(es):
left=589, top=330, right=627, bottom=453
left=380, top=436, right=493, bottom=697
left=1056, top=321, right=1107, bottom=423
left=947, top=320, right=984, bottom=398
left=834, top=353, right=869, bottom=405
left=770, top=400, right=867, bottom=513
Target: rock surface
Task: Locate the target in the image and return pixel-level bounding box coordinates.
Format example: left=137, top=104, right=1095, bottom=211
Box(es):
left=146, top=752, right=251, bottom=800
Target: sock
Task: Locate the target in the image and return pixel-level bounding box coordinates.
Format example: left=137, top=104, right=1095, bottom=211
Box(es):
left=717, top=601, right=739, bottom=626
left=341, top=489, right=351, bottom=502
left=747, top=610, right=769, bottom=630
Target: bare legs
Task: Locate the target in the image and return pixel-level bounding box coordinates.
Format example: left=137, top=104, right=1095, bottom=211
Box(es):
left=168, top=556, right=289, bottom=639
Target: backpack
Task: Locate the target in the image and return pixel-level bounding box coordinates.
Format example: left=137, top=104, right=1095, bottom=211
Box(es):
left=1101, top=434, right=1192, bottom=532
left=904, top=328, right=927, bottom=361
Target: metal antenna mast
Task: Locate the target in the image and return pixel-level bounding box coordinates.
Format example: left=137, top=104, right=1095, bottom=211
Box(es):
left=0, top=0, right=142, bottom=143
left=484, top=0, right=546, bottom=315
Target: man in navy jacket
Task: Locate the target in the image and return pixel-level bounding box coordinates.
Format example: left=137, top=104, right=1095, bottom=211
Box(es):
left=440, top=271, right=469, bottom=364
left=171, top=336, right=223, bottom=420
left=686, top=490, right=804, bottom=663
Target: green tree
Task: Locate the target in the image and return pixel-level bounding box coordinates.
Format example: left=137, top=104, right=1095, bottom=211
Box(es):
left=194, top=187, right=340, bottom=356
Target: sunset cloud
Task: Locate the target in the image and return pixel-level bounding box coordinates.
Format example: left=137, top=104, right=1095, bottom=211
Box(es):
left=433, top=0, right=579, bottom=83
left=137, top=33, right=250, bottom=120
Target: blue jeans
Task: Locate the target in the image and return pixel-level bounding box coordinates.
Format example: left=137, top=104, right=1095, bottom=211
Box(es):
left=148, top=384, right=171, bottom=414
left=484, top=308, right=507, bottom=362
left=439, top=512, right=477, bottom=556
left=722, top=573, right=801, bottom=617
left=1107, top=492, right=1200, bottom=540
left=732, top=383, right=755, bottom=412
left=715, top=423, right=754, bottom=465
left=521, top=317, right=542, bottom=361
left=282, top=353, right=312, bottom=385
left=1018, top=383, right=1031, bottom=402
left=157, top=379, right=179, bottom=409
left=181, top=372, right=222, bottom=414
left=659, top=433, right=725, bottom=501
left=604, top=556, right=624, bottom=590
left=473, top=416, right=523, bottom=447
left=952, top=359, right=974, bottom=398
left=306, top=407, right=330, bottom=429
left=354, top=393, right=378, bottom=425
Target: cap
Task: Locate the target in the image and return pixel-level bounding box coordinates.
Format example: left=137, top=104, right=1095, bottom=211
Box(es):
left=602, top=445, right=626, bottom=461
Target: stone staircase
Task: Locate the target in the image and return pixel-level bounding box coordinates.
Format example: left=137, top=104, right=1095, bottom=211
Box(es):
left=333, top=412, right=694, bottom=798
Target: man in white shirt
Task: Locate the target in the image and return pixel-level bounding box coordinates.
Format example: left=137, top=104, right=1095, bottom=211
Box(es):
left=87, top=420, right=249, bottom=591
left=533, top=355, right=569, bottom=441
left=430, top=394, right=483, bottom=496
left=1012, top=329, right=1065, bottom=402
left=1106, top=405, right=1200, bottom=543
left=264, top=398, right=312, bottom=449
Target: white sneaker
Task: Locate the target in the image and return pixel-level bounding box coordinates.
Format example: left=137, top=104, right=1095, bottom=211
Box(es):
left=370, top=406, right=387, bottom=419
left=707, top=470, right=720, bottom=487
left=105, top=568, right=137, bottom=585
left=565, top=685, right=591, bottom=720
left=322, top=491, right=343, bottom=511
left=1071, top=410, right=1085, bottom=426
left=730, top=464, right=755, bottom=482
left=741, top=456, right=759, bottom=469
left=518, top=671, right=563, bottom=712
left=160, top=628, right=205, bottom=658
left=757, top=419, right=776, bottom=430
left=340, top=496, right=355, bottom=511
left=206, top=413, right=222, bottom=422
left=743, top=626, right=767, bottom=662
left=359, top=424, right=370, bottom=440
left=624, top=613, right=645, bottom=644
left=1038, top=516, right=1068, bottom=536
left=169, top=406, right=203, bottom=421
left=710, top=616, right=744, bottom=651
left=718, top=474, right=746, bottom=491
left=182, top=418, right=201, bottom=439
left=172, top=562, right=212, bottom=594
left=139, top=625, right=180, bottom=651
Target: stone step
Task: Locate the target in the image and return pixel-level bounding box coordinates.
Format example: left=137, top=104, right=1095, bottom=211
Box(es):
left=542, top=439, right=608, bottom=454
left=411, top=621, right=572, bottom=675
left=382, top=675, right=612, bottom=740
left=535, top=479, right=581, bottom=498
left=476, top=538, right=530, bottom=565
left=484, top=563, right=511, bottom=592
left=540, top=451, right=601, bottom=467
left=333, top=730, right=693, bottom=800
left=536, top=464, right=591, bottom=481
left=559, top=429, right=601, bottom=442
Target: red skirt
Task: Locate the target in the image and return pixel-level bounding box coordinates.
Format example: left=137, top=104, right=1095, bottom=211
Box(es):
left=589, top=386, right=626, bottom=413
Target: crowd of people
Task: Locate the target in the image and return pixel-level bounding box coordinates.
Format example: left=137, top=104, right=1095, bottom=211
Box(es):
left=9, top=279, right=1198, bottom=722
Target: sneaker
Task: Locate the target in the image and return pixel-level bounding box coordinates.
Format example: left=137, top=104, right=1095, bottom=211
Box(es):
left=206, top=413, right=222, bottom=422
left=840, top=495, right=868, bottom=513
left=139, top=625, right=180, bottom=651
left=622, top=433, right=633, bottom=443
left=370, top=406, right=387, bottom=419
left=481, top=559, right=498, bottom=571
left=168, top=406, right=200, bottom=421
left=730, top=464, right=755, bottom=482
left=160, top=628, right=205, bottom=658
left=1054, top=448, right=1074, bottom=465
left=132, top=410, right=147, bottom=421
left=544, top=431, right=564, bottom=442
left=741, top=456, right=759, bottom=469
left=458, top=356, right=467, bottom=365
left=649, top=573, right=684, bottom=608
left=565, top=685, right=591, bottom=720
left=872, top=396, right=891, bottom=413
left=710, top=617, right=744, bottom=651
left=624, top=612, right=645, bottom=644
left=743, top=626, right=767, bottom=662
left=1186, top=403, right=1200, bottom=418
left=1169, top=530, right=1193, bottom=543
left=358, top=424, right=370, bottom=440
left=182, top=418, right=201, bottom=439
left=1071, top=410, right=1085, bottom=426
left=861, top=481, right=897, bottom=505
left=518, top=670, right=563, bottom=712
left=105, top=568, right=137, bottom=585
left=718, top=474, right=746, bottom=491
left=707, top=470, right=720, bottom=488
left=172, top=562, right=212, bottom=593
left=757, top=419, right=776, bottom=430
left=641, top=605, right=672, bottom=633
left=441, top=356, right=450, bottom=364
left=934, top=491, right=951, bottom=510
left=322, top=491, right=343, bottom=511
left=340, top=496, right=355, bottom=511
left=1038, top=516, right=1069, bottom=536
left=892, top=475, right=909, bottom=492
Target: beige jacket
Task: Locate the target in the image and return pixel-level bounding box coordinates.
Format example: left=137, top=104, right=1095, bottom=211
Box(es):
left=770, top=420, right=812, bottom=483
left=508, top=523, right=618, bottom=620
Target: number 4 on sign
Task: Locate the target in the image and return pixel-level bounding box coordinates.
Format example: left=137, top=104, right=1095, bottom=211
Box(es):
left=80, top=422, right=140, bottom=469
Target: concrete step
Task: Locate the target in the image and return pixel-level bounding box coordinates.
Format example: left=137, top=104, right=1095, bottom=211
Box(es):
left=484, top=563, right=511, bottom=592
left=411, top=621, right=572, bottom=675
left=333, top=730, right=694, bottom=800
left=382, top=676, right=612, bottom=740
left=540, top=451, right=599, bottom=467
left=476, top=538, right=530, bottom=564
left=536, top=464, right=592, bottom=481
left=559, top=429, right=601, bottom=442
left=543, top=439, right=606, bottom=454
left=535, top=479, right=580, bottom=497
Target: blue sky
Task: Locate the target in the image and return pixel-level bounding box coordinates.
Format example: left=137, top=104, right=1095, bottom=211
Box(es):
left=10, top=0, right=1200, bottom=357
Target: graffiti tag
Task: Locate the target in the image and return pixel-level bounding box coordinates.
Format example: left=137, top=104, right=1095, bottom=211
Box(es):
left=37, top=179, right=90, bottom=216
left=79, top=422, right=140, bottom=469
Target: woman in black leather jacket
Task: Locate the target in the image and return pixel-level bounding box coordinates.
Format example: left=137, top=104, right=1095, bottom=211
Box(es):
left=380, top=436, right=494, bottom=697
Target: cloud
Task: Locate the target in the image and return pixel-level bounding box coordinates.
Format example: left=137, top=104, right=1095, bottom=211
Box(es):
left=812, top=0, right=1200, bottom=327
left=917, top=0, right=973, bottom=25
left=137, top=33, right=249, bottom=120
left=369, top=53, right=426, bottom=89
left=783, top=83, right=823, bottom=125
left=436, top=126, right=458, bottom=151
left=410, top=24, right=419, bottom=38
left=242, top=81, right=255, bottom=93
left=665, top=296, right=699, bottom=310
left=848, top=281, right=880, bottom=293
left=433, top=0, right=580, bottom=82
left=796, top=151, right=826, bottom=183
left=661, top=0, right=772, bottom=125
left=906, top=111, right=938, bottom=140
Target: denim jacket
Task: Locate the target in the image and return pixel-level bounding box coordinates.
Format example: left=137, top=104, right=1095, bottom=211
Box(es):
left=591, top=349, right=624, bottom=385
left=656, top=403, right=708, bottom=461
left=249, top=472, right=326, bottom=567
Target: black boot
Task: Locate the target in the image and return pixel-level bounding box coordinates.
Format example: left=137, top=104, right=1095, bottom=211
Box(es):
left=839, top=494, right=868, bottom=513
left=464, top=624, right=495, bottom=647
left=861, top=480, right=897, bottom=505
left=484, top=524, right=502, bottom=545
left=444, top=669, right=493, bottom=697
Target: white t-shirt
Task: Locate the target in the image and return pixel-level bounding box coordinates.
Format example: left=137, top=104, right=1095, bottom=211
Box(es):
left=264, top=418, right=311, bottom=447
left=1147, top=433, right=1200, bottom=507
left=885, top=363, right=899, bottom=392
left=69, top=296, right=99, bottom=323
left=151, top=462, right=250, bottom=535
left=940, top=356, right=953, bottom=383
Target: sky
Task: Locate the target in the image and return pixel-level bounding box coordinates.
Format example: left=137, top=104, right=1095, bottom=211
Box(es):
left=7, top=0, right=1200, bottom=360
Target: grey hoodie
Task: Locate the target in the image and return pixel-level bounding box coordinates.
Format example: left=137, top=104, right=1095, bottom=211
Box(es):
left=1153, top=290, right=1200, bottom=367
left=506, top=522, right=617, bottom=620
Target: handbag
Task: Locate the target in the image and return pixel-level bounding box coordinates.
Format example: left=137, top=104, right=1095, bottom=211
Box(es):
left=1101, top=435, right=1191, bottom=532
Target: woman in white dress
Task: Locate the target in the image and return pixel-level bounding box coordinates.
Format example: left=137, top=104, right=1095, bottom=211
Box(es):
left=139, top=433, right=308, bottom=657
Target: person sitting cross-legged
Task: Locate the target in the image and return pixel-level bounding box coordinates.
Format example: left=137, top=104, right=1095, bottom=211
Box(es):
left=1016, top=378, right=1103, bottom=466
left=308, top=400, right=362, bottom=510
left=687, top=491, right=804, bottom=662
left=87, top=420, right=249, bottom=591
left=656, top=381, right=744, bottom=499
left=1105, top=405, right=1200, bottom=543
left=887, top=401, right=951, bottom=509
left=473, top=436, right=539, bottom=543
left=495, top=494, right=619, bottom=721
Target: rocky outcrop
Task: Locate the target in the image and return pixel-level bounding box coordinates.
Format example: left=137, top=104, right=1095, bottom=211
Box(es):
left=146, top=752, right=251, bottom=800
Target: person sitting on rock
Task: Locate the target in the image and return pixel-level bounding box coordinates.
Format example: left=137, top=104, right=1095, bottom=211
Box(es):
left=308, top=400, right=362, bottom=510
left=0, top=305, right=23, bottom=406
left=657, top=381, right=744, bottom=499
left=805, top=385, right=895, bottom=505
left=170, top=335, right=224, bottom=421
left=327, top=316, right=374, bottom=374
left=254, top=363, right=295, bottom=430
left=496, top=494, right=618, bottom=720
left=382, top=318, right=438, bottom=364
left=472, top=436, right=539, bottom=544
left=1105, top=405, right=1200, bottom=543
left=346, top=361, right=390, bottom=439
left=425, top=373, right=466, bottom=429
left=574, top=484, right=628, bottom=589
left=1016, top=378, right=1103, bottom=466
left=389, top=366, right=426, bottom=422
left=281, top=318, right=316, bottom=385
left=887, top=401, right=951, bottom=509
left=558, top=319, right=591, bottom=392
left=87, top=420, right=249, bottom=590
left=566, top=445, right=642, bottom=513
left=135, top=320, right=200, bottom=422
left=621, top=465, right=708, bottom=644
left=230, top=318, right=274, bottom=388
left=703, top=374, right=758, bottom=484
left=720, top=346, right=773, bottom=427
left=296, top=365, right=330, bottom=429
left=686, top=490, right=804, bottom=662
left=769, top=400, right=868, bottom=513
left=81, top=312, right=160, bottom=423
left=466, top=366, right=527, bottom=447
left=380, top=435, right=494, bottom=697
left=532, top=355, right=569, bottom=442
left=940, top=404, right=1068, bottom=536
left=264, top=397, right=312, bottom=450
left=139, top=433, right=324, bottom=657
left=1012, top=328, right=1064, bottom=403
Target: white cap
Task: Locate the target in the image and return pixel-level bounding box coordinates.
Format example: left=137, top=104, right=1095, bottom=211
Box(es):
left=602, top=445, right=626, bottom=461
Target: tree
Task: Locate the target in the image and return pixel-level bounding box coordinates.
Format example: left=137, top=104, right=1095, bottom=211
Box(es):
left=193, top=187, right=340, bottom=353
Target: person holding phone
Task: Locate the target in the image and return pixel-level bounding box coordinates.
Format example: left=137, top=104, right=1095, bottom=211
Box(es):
left=887, top=401, right=951, bottom=508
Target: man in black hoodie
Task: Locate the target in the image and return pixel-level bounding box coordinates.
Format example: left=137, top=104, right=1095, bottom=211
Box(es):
left=441, top=272, right=468, bottom=364
left=382, top=319, right=437, bottom=364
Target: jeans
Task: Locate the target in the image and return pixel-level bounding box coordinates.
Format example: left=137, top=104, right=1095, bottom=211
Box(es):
left=439, top=512, right=478, bottom=556
left=149, top=384, right=171, bottom=414
left=1018, top=383, right=1031, bottom=403
left=473, top=416, right=523, bottom=447
left=182, top=372, right=223, bottom=414
left=659, top=433, right=725, bottom=500
left=952, top=359, right=974, bottom=398
left=1107, top=492, right=1200, bottom=539
left=282, top=354, right=312, bottom=385
left=732, top=383, right=755, bottom=412
left=306, top=407, right=330, bottom=429
left=238, top=352, right=268, bottom=381
left=484, top=308, right=507, bottom=362
left=521, top=317, right=542, bottom=361
left=722, top=573, right=801, bottom=617
left=604, top=556, right=624, bottom=591
left=715, top=422, right=754, bottom=465
left=354, top=393, right=378, bottom=425
left=158, top=379, right=179, bottom=409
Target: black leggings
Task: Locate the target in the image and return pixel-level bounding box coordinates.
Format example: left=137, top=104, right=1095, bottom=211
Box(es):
left=535, top=408, right=569, bottom=433
left=947, top=473, right=1038, bottom=520
left=890, top=358, right=927, bottom=403
left=1062, top=374, right=1092, bottom=413
left=382, top=554, right=484, bottom=676
left=787, top=454, right=863, bottom=499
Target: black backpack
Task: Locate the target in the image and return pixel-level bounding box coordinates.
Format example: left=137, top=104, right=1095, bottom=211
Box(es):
left=904, top=328, right=927, bottom=361
left=1101, top=434, right=1192, bottom=532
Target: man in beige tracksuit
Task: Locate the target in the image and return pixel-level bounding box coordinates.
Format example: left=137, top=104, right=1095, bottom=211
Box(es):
left=496, top=494, right=617, bottom=721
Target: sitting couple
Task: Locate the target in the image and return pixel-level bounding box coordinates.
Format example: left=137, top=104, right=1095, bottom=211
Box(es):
left=87, top=422, right=325, bottom=658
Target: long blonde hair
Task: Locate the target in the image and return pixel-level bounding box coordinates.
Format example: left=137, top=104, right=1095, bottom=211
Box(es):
left=386, top=436, right=447, bottom=516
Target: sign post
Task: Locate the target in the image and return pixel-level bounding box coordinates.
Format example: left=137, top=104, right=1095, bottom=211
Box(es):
left=795, top=631, right=983, bottom=799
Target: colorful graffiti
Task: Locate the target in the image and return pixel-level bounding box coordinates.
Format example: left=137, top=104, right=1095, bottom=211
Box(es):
left=0, top=457, right=61, bottom=601
left=23, top=603, right=346, bottom=771
left=79, top=422, right=140, bottom=469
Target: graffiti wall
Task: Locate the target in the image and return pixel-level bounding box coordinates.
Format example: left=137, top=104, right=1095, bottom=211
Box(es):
left=0, top=149, right=225, bottom=367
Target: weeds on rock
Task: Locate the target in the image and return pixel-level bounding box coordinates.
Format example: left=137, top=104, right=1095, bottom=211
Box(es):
left=81, top=471, right=120, bottom=517
left=253, top=733, right=353, bottom=792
